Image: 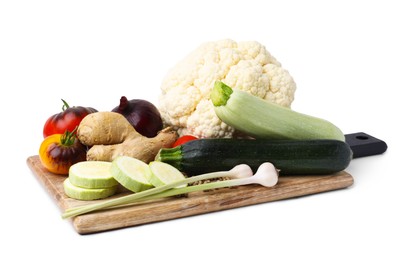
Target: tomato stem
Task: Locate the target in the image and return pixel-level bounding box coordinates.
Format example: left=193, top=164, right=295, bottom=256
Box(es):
left=61, top=99, right=70, bottom=111
left=60, top=127, right=77, bottom=146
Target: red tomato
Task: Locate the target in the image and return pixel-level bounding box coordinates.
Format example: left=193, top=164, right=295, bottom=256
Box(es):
left=39, top=130, right=87, bottom=174
left=43, top=99, right=97, bottom=138
left=172, top=135, right=198, bottom=147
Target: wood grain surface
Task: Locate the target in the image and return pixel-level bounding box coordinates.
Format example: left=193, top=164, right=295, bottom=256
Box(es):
left=27, top=155, right=354, bottom=234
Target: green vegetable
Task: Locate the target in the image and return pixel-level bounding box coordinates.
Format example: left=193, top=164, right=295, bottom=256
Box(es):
left=110, top=156, right=154, bottom=193
left=63, top=161, right=119, bottom=201
left=69, top=161, right=118, bottom=189
left=148, top=161, right=187, bottom=188
left=156, top=138, right=352, bottom=175
left=211, top=81, right=345, bottom=141
left=63, top=179, right=118, bottom=201
left=62, top=163, right=279, bottom=219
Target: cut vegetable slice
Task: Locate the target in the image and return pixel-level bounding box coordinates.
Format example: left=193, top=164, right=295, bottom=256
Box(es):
left=63, top=178, right=118, bottom=201
left=69, top=161, right=118, bottom=189
left=110, top=156, right=153, bottom=193
left=148, top=161, right=187, bottom=188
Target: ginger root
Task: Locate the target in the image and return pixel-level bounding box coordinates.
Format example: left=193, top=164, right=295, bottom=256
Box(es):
left=77, top=111, right=178, bottom=163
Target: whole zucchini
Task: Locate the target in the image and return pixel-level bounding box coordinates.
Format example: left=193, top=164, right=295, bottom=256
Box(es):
left=211, top=81, right=345, bottom=141
left=156, top=139, right=353, bottom=176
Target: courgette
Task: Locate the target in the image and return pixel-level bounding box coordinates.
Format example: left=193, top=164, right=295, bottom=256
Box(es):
left=211, top=81, right=345, bottom=141
left=110, top=156, right=154, bottom=193
left=63, top=179, right=118, bottom=201
left=156, top=139, right=352, bottom=175
left=69, top=161, right=118, bottom=189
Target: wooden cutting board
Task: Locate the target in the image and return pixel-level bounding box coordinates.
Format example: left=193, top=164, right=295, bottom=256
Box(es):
left=27, top=155, right=354, bottom=234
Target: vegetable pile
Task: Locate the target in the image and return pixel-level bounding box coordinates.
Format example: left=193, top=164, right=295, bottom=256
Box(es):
left=36, top=39, right=352, bottom=219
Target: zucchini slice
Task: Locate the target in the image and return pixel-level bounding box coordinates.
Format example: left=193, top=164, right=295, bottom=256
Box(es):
left=148, top=161, right=187, bottom=188
left=110, top=156, right=153, bottom=193
left=64, top=178, right=118, bottom=201
left=69, top=161, right=118, bottom=189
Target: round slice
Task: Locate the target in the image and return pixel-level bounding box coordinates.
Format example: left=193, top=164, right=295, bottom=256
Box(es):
left=110, top=156, right=153, bottom=193
left=63, top=178, right=118, bottom=201
left=69, top=161, right=118, bottom=189
left=148, top=161, right=187, bottom=188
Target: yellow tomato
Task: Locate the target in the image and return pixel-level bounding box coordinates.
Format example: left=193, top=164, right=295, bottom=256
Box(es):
left=39, top=132, right=87, bottom=174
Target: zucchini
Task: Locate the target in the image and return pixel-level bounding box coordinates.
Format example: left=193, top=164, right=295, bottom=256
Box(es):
left=156, top=139, right=352, bottom=175
left=64, top=179, right=118, bottom=201
left=211, top=81, right=345, bottom=141
left=110, top=156, right=154, bottom=193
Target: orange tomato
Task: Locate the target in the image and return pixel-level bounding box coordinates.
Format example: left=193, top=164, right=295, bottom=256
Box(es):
left=39, top=131, right=87, bottom=174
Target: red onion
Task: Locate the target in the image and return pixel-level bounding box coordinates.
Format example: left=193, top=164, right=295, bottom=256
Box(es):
left=112, top=96, right=163, bottom=137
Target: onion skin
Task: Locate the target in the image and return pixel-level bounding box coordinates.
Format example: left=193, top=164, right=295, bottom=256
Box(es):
left=112, top=96, right=163, bottom=138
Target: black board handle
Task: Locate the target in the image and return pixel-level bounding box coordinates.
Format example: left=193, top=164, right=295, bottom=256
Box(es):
left=345, top=132, right=387, bottom=159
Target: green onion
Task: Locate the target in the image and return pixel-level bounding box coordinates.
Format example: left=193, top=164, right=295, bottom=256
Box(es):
left=133, top=162, right=279, bottom=201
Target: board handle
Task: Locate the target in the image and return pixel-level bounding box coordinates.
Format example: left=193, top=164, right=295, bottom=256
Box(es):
left=345, top=132, right=387, bottom=159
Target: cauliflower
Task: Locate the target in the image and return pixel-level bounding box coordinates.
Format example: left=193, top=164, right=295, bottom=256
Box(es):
left=158, top=39, right=296, bottom=138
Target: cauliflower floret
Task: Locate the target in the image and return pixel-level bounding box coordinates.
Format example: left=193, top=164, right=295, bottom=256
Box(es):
left=158, top=39, right=296, bottom=138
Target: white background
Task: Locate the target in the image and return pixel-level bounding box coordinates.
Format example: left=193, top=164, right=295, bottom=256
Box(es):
left=1, top=0, right=410, bottom=259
